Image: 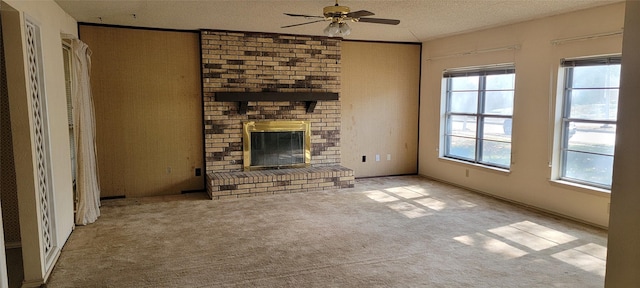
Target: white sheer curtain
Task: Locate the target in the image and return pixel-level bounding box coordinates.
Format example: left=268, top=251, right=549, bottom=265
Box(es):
left=72, top=39, right=100, bottom=225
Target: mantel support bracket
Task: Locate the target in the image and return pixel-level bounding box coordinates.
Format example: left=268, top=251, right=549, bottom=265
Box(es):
left=305, top=101, right=317, bottom=113
left=239, top=101, right=248, bottom=115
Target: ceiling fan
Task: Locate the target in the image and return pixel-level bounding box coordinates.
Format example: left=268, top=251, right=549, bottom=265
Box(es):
left=282, top=0, right=400, bottom=37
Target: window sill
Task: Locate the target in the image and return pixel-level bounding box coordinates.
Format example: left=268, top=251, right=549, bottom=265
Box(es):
left=549, top=179, right=611, bottom=197
left=438, top=157, right=511, bottom=175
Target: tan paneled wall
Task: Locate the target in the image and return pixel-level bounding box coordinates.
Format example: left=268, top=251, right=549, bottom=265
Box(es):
left=341, top=41, right=421, bottom=178
left=80, top=25, right=203, bottom=198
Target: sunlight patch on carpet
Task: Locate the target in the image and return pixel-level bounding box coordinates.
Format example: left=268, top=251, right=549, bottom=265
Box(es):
left=402, top=185, right=431, bottom=195
left=385, top=187, right=425, bottom=199
left=573, top=243, right=607, bottom=260
left=488, top=221, right=577, bottom=251
left=552, top=243, right=607, bottom=277
left=454, top=233, right=528, bottom=259
left=413, top=197, right=447, bottom=211
left=387, top=202, right=431, bottom=218
left=456, top=199, right=477, bottom=208
left=364, top=190, right=400, bottom=203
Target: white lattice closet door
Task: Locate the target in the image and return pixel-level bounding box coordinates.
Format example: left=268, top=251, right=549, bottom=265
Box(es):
left=25, top=18, right=57, bottom=269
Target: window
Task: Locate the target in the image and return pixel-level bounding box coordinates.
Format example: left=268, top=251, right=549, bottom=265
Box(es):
left=559, top=56, right=620, bottom=189
left=443, top=65, right=515, bottom=169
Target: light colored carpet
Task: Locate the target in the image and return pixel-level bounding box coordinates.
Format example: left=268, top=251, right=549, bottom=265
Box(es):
left=46, top=175, right=607, bottom=288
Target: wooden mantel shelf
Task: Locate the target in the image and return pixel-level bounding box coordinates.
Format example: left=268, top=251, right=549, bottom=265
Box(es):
left=215, top=92, right=339, bottom=114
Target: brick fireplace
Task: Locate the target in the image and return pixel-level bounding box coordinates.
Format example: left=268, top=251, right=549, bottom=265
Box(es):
left=201, top=30, right=354, bottom=199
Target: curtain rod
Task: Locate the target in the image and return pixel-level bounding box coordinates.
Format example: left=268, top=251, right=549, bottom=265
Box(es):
left=550, top=29, right=623, bottom=46
left=61, top=33, right=78, bottom=40
left=425, top=44, right=521, bottom=61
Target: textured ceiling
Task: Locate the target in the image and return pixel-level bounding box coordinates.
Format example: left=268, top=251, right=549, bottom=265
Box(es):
left=55, top=0, right=622, bottom=42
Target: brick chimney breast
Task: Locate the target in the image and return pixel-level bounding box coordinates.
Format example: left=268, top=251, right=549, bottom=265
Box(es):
left=201, top=30, right=342, bottom=174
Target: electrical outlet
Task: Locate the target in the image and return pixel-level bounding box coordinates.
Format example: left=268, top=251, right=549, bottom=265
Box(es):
left=195, top=168, right=202, bottom=177
left=375, top=154, right=380, bottom=162
left=362, top=155, right=366, bottom=162
left=387, top=154, right=391, bottom=161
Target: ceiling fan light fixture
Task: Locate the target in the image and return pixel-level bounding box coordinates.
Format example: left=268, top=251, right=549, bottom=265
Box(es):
left=283, top=0, right=399, bottom=37
left=324, top=22, right=340, bottom=37
left=338, top=22, right=351, bottom=36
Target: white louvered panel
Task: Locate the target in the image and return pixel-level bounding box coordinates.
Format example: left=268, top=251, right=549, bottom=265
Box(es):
left=25, top=20, right=54, bottom=259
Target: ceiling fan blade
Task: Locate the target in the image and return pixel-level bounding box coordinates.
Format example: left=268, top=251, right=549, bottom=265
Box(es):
left=281, top=19, right=326, bottom=28
left=357, top=17, right=400, bottom=25
left=347, top=10, right=375, bottom=18
left=284, top=13, right=325, bottom=19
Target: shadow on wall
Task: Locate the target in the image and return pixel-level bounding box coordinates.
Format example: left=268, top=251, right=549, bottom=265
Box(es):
left=0, top=10, right=21, bottom=245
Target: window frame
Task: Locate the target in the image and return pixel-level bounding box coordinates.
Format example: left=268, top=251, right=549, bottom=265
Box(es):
left=442, top=65, right=516, bottom=170
left=558, top=56, right=621, bottom=190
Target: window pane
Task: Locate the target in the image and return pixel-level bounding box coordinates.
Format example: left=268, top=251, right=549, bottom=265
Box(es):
left=486, top=74, right=515, bottom=90
left=482, top=117, right=512, bottom=141
left=564, top=151, right=613, bottom=187
left=442, top=67, right=515, bottom=170
left=450, top=76, right=479, bottom=91
left=566, top=122, right=616, bottom=155
left=484, top=91, right=514, bottom=115
left=446, top=135, right=476, bottom=160
left=560, top=62, right=620, bottom=189
left=568, top=89, right=618, bottom=121
left=571, top=65, right=620, bottom=88
left=447, top=115, right=476, bottom=137
left=481, top=140, right=511, bottom=167
left=449, top=92, right=478, bottom=113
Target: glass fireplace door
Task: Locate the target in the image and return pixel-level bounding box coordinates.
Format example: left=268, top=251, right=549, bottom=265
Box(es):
left=243, top=121, right=311, bottom=170
left=250, top=131, right=305, bottom=167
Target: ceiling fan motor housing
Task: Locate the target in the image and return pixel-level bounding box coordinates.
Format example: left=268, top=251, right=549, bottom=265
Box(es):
left=323, top=5, right=350, bottom=19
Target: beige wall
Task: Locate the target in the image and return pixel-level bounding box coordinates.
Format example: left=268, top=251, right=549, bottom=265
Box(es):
left=605, top=1, right=640, bottom=286
left=341, top=41, right=420, bottom=178
left=3, top=0, right=77, bottom=284
left=80, top=25, right=203, bottom=198
left=419, top=3, right=624, bottom=227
